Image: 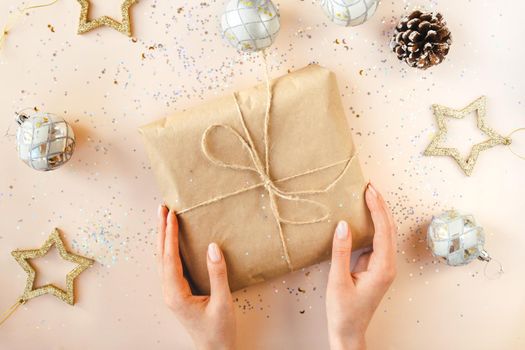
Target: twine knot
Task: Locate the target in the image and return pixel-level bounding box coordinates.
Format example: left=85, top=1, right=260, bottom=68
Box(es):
left=260, top=174, right=274, bottom=191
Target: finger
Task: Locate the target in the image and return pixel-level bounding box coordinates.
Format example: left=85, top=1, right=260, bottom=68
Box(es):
left=383, top=199, right=398, bottom=251
left=163, top=209, right=192, bottom=301
left=366, top=184, right=396, bottom=271
left=207, top=243, right=232, bottom=303
left=373, top=187, right=397, bottom=252
left=157, top=204, right=168, bottom=271
left=376, top=184, right=397, bottom=253
left=374, top=185, right=396, bottom=236
left=328, top=220, right=354, bottom=287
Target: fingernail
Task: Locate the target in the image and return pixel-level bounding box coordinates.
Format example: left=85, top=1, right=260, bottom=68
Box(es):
left=336, top=220, right=348, bottom=240
left=368, top=183, right=378, bottom=198
left=208, top=243, right=222, bottom=263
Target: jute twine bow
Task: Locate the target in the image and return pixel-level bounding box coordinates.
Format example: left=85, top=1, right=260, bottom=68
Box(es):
left=177, top=52, right=357, bottom=270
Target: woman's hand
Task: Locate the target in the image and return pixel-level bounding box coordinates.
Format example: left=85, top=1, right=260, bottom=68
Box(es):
left=326, top=183, right=397, bottom=350
left=157, top=206, right=236, bottom=350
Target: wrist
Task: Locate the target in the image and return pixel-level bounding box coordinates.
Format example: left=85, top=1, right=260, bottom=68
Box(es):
left=329, top=333, right=366, bottom=350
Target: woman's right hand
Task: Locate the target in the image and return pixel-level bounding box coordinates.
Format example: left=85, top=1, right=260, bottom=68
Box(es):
left=326, top=183, right=397, bottom=350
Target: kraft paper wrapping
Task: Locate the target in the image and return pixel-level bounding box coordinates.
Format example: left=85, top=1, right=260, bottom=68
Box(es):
left=140, top=64, right=373, bottom=294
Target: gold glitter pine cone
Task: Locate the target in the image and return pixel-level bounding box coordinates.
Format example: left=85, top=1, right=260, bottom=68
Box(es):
left=390, top=10, right=452, bottom=69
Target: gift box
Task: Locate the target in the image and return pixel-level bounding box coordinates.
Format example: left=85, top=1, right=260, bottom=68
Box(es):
left=140, top=64, right=373, bottom=294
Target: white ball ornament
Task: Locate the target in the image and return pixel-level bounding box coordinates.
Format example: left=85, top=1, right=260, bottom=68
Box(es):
left=221, top=0, right=280, bottom=52
left=320, top=0, right=379, bottom=27
left=16, top=112, right=75, bottom=171
left=427, top=210, right=489, bottom=266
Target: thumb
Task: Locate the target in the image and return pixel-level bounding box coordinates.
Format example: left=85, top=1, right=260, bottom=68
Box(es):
left=206, top=242, right=231, bottom=302
left=328, top=220, right=354, bottom=287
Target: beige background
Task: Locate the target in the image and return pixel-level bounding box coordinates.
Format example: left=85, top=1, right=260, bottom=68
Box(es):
left=1, top=0, right=524, bottom=349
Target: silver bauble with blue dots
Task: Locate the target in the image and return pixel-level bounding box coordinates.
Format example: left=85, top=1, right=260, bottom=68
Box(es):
left=220, top=0, right=280, bottom=52
left=320, top=0, right=379, bottom=27
left=16, top=112, right=75, bottom=171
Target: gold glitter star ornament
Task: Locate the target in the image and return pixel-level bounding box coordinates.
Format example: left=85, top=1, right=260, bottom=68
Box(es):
left=11, top=228, right=94, bottom=305
left=77, top=0, right=137, bottom=36
left=424, top=96, right=511, bottom=176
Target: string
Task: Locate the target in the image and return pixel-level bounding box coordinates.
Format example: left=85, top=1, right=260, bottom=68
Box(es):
left=0, top=299, right=25, bottom=326
left=0, top=0, right=59, bottom=51
left=478, top=250, right=504, bottom=280
left=483, top=258, right=504, bottom=280
left=181, top=51, right=358, bottom=270
left=261, top=49, right=272, bottom=174
left=176, top=157, right=355, bottom=216
left=506, top=127, right=525, bottom=160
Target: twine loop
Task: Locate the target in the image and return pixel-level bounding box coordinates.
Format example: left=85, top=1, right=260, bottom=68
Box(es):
left=506, top=127, right=525, bottom=160
left=201, top=106, right=354, bottom=225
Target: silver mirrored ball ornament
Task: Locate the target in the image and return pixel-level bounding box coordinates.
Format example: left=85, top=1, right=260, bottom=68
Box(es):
left=16, top=112, right=75, bottom=171
left=427, top=210, right=489, bottom=266
left=221, top=0, right=280, bottom=52
left=320, top=0, right=379, bottom=27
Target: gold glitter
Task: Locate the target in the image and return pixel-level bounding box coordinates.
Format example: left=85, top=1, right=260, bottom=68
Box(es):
left=424, top=96, right=511, bottom=176
left=76, top=0, right=137, bottom=37
left=11, top=228, right=94, bottom=305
